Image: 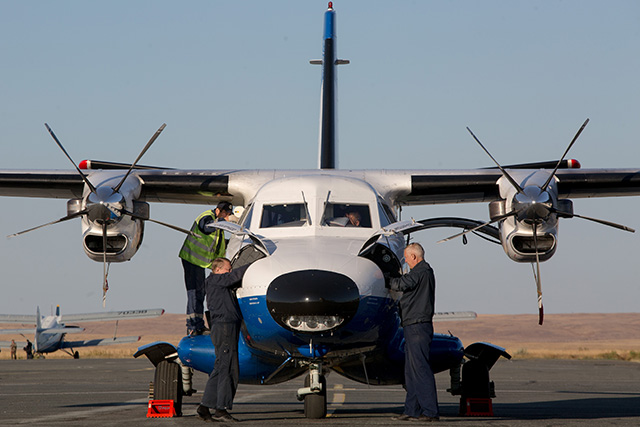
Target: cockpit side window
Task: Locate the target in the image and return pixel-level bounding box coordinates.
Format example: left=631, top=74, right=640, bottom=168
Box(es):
left=378, top=203, right=391, bottom=227
left=321, top=203, right=372, bottom=228
left=379, top=202, right=397, bottom=226
left=260, top=204, right=308, bottom=228
left=239, top=203, right=253, bottom=228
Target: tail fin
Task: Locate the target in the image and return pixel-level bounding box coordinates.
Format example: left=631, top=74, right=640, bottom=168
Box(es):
left=36, top=306, right=42, bottom=331
left=35, top=306, right=42, bottom=353
left=312, top=2, right=349, bottom=169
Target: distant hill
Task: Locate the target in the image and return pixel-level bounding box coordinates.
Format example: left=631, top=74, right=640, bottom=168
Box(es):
left=2, top=313, right=639, bottom=359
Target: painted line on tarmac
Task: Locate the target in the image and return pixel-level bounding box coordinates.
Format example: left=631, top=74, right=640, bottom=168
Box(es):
left=327, top=384, right=346, bottom=417
left=7, top=398, right=148, bottom=425
left=0, top=391, right=144, bottom=397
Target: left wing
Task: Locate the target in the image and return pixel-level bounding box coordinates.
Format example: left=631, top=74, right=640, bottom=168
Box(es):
left=62, top=308, right=164, bottom=323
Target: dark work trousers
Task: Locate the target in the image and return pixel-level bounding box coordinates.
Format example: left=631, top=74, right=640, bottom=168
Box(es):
left=182, top=258, right=206, bottom=332
left=403, top=322, right=439, bottom=418
left=201, top=322, right=240, bottom=410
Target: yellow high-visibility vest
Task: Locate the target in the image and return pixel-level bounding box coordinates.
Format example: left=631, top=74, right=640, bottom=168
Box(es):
left=178, top=210, right=226, bottom=268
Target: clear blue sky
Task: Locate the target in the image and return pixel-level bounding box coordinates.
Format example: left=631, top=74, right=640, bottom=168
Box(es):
left=1, top=1, right=639, bottom=317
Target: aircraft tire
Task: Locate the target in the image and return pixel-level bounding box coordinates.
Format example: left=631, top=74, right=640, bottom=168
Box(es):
left=303, top=374, right=327, bottom=419
left=73, top=351, right=79, bottom=359
left=154, top=360, right=183, bottom=416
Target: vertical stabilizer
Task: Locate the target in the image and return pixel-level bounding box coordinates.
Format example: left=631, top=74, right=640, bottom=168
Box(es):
left=36, top=306, right=42, bottom=331
left=35, top=306, right=42, bottom=353
left=312, top=2, right=349, bottom=169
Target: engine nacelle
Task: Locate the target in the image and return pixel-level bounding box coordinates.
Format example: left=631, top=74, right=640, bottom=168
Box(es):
left=500, top=223, right=557, bottom=263
left=489, top=198, right=574, bottom=263
left=75, top=199, right=148, bottom=263
left=82, top=217, right=144, bottom=262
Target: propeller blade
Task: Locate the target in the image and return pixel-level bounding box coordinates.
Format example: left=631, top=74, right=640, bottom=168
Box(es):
left=112, top=123, right=166, bottom=194
left=466, top=127, right=524, bottom=193
left=532, top=223, right=544, bottom=325
left=437, top=211, right=515, bottom=244
left=553, top=209, right=635, bottom=233
left=7, top=211, right=87, bottom=238
left=541, top=118, right=589, bottom=191
left=145, top=217, right=198, bottom=236
left=45, top=123, right=97, bottom=194
left=122, top=210, right=197, bottom=237
left=102, top=223, right=108, bottom=308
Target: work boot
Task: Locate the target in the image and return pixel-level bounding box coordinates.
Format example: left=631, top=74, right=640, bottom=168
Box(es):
left=212, top=409, right=239, bottom=422
left=196, top=405, right=213, bottom=422
left=412, top=415, right=440, bottom=422
left=391, top=413, right=415, bottom=421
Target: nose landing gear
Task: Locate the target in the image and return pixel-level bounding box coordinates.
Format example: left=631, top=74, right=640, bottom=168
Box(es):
left=296, top=363, right=327, bottom=418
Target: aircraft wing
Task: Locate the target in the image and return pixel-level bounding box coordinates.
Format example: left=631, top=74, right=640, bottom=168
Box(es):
left=433, top=311, right=477, bottom=321
left=60, top=336, right=141, bottom=348
left=0, top=314, right=37, bottom=324
left=62, top=308, right=164, bottom=323
left=0, top=328, right=35, bottom=335
left=2, top=168, right=640, bottom=207
left=40, top=326, right=85, bottom=334
left=387, top=168, right=640, bottom=205
left=0, top=340, right=26, bottom=348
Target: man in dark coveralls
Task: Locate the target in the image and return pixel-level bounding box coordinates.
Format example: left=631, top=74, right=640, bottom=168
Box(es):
left=197, top=257, right=249, bottom=423
left=387, top=242, right=439, bottom=422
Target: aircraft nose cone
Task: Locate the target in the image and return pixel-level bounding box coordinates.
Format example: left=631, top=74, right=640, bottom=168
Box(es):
left=266, top=270, right=360, bottom=332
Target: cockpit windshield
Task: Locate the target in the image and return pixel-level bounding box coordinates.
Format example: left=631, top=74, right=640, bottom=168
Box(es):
left=321, top=203, right=372, bottom=228
left=260, top=204, right=308, bottom=228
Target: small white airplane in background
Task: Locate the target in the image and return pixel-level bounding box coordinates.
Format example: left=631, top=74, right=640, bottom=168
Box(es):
left=0, top=305, right=164, bottom=358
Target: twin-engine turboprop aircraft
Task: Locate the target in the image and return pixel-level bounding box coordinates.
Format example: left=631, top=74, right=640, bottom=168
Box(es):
left=0, top=2, right=639, bottom=418
left=0, top=305, right=164, bottom=358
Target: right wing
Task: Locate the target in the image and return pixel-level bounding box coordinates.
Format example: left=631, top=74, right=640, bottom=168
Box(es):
left=433, top=311, right=477, bottom=322
left=61, top=336, right=141, bottom=348
left=0, top=314, right=36, bottom=324
left=0, top=340, right=26, bottom=348
left=0, top=328, right=35, bottom=335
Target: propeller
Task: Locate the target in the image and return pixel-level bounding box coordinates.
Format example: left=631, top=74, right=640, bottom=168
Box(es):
left=532, top=223, right=543, bottom=325
left=112, top=123, right=166, bottom=193
left=8, top=123, right=196, bottom=305
left=440, top=119, right=634, bottom=324
left=8, top=210, right=88, bottom=238
left=102, top=222, right=109, bottom=308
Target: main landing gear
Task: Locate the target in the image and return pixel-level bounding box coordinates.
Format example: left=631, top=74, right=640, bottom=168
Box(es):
left=296, top=363, right=327, bottom=419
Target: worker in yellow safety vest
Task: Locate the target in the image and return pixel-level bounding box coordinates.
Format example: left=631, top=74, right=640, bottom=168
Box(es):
left=179, top=201, right=232, bottom=335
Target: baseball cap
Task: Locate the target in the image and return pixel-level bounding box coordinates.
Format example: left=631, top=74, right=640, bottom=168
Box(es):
left=216, top=201, right=233, bottom=212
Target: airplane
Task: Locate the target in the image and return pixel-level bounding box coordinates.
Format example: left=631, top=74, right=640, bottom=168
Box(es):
left=0, top=305, right=164, bottom=358
left=0, top=2, right=638, bottom=418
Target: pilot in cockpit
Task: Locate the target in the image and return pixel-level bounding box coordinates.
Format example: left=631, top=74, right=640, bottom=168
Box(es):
left=345, top=211, right=361, bottom=227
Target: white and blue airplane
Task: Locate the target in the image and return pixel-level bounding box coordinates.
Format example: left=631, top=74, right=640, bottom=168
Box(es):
left=0, top=305, right=164, bottom=358
left=0, top=2, right=638, bottom=418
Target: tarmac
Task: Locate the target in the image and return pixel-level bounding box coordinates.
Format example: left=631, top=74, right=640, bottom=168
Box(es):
left=1, top=357, right=639, bottom=426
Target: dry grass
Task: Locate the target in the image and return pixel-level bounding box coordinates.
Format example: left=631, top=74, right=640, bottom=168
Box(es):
left=2, top=313, right=639, bottom=360
left=434, top=313, right=640, bottom=361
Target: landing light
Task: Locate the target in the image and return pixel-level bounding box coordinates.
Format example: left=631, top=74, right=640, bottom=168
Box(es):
left=284, top=315, right=344, bottom=332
